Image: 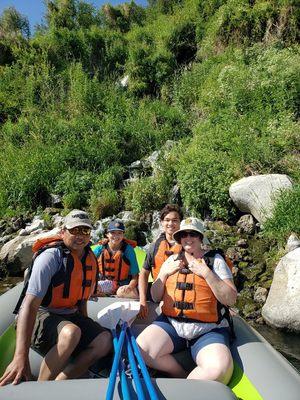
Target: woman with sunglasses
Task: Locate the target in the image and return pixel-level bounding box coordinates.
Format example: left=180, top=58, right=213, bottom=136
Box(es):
left=137, top=217, right=237, bottom=384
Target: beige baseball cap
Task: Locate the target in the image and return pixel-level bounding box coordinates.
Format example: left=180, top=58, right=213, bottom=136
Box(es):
left=63, top=209, right=93, bottom=229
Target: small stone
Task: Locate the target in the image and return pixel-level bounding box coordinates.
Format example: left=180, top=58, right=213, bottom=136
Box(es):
left=286, top=233, right=300, bottom=253
left=236, top=214, right=256, bottom=235
left=254, top=287, right=268, bottom=304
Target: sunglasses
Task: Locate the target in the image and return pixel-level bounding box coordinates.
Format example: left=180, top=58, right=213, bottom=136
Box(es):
left=179, top=231, right=201, bottom=238
left=67, top=227, right=91, bottom=236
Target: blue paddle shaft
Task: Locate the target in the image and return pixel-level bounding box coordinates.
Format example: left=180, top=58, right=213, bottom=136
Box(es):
left=127, top=324, right=159, bottom=400
left=125, top=332, right=146, bottom=400
left=112, top=329, right=130, bottom=400
left=106, top=324, right=127, bottom=400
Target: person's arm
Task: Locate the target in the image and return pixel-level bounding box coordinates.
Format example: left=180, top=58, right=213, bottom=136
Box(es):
left=188, top=258, right=237, bottom=306
left=138, top=268, right=150, bottom=303
left=126, top=245, right=139, bottom=289
left=138, top=245, right=154, bottom=318
left=151, top=257, right=183, bottom=302
left=128, top=274, right=138, bottom=289
left=0, top=294, right=42, bottom=386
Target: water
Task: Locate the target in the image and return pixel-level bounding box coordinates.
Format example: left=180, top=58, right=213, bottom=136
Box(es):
left=254, top=323, right=300, bottom=373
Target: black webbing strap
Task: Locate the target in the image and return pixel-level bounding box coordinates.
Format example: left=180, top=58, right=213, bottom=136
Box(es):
left=173, top=301, right=194, bottom=310
left=176, top=282, right=193, bottom=290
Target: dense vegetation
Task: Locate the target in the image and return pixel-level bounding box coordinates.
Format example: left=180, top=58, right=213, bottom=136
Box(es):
left=0, top=0, right=299, bottom=245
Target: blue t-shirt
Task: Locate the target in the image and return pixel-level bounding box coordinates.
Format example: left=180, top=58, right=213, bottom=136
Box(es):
left=93, top=242, right=139, bottom=286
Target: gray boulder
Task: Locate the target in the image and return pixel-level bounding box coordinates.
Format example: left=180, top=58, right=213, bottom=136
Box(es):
left=262, top=248, right=300, bottom=332
left=229, top=174, right=292, bottom=223
left=0, top=228, right=60, bottom=274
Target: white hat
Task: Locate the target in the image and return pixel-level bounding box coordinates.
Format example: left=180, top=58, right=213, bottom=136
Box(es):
left=173, top=217, right=206, bottom=243
left=63, top=209, right=93, bottom=229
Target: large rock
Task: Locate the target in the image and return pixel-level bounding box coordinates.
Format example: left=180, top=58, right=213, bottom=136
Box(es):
left=262, top=248, right=300, bottom=332
left=0, top=228, right=60, bottom=274
left=229, top=174, right=292, bottom=223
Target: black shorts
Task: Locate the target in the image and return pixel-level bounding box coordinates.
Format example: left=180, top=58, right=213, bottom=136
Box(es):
left=31, top=309, right=107, bottom=357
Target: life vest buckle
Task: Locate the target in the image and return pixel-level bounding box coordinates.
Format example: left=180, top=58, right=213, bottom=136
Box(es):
left=174, top=301, right=194, bottom=310
left=179, top=268, right=192, bottom=274
left=176, top=282, right=193, bottom=290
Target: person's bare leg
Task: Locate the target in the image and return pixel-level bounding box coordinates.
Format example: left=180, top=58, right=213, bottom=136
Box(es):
left=187, top=343, right=233, bottom=384
left=38, top=324, right=81, bottom=381
left=56, top=330, right=112, bottom=380
left=137, top=325, right=187, bottom=378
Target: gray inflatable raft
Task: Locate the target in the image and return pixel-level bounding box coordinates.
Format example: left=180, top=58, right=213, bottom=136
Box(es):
left=0, top=284, right=299, bottom=400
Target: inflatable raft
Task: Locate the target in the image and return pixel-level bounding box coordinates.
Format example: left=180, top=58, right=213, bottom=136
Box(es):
left=0, top=283, right=300, bottom=400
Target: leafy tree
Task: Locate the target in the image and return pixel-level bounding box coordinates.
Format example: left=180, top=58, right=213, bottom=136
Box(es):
left=0, top=6, right=30, bottom=39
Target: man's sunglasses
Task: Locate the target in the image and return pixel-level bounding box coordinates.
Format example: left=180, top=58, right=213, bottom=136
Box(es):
left=179, top=231, right=201, bottom=238
left=67, top=227, right=91, bottom=236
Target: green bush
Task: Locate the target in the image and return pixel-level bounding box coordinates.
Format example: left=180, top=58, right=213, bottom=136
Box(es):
left=124, top=172, right=173, bottom=216
left=55, top=169, right=94, bottom=209
left=89, top=189, right=121, bottom=219
left=263, top=185, right=300, bottom=244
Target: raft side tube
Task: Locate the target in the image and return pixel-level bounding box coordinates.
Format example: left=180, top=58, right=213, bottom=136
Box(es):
left=0, top=377, right=237, bottom=400
left=231, top=316, right=300, bottom=400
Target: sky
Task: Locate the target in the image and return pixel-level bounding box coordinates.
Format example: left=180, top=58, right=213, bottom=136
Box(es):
left=0, top=0, right=148, bottom=32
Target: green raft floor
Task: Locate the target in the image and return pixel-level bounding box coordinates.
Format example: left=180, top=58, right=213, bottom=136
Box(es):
left=0, top=324, right=263, bottom=400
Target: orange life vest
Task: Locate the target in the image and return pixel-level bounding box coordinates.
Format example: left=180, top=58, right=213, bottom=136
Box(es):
left=152, top=234, right=182, bottom=280
left=14, top=235, right=98, bottom=313
left=162, top=249, right=232, bottom=323
left=97, top=238, right=136, bottom=284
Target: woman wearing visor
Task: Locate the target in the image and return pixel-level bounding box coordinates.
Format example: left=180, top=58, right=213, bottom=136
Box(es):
left=137, top=217, right=237, bottom=384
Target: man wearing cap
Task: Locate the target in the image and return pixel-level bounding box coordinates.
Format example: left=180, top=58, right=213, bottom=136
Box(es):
left=93, top=219, right=139, bottom=299
left=0, top=209, right=112, bottom=386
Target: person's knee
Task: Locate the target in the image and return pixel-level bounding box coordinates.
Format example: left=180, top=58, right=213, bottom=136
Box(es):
left=137, top=334, right=159, bottom=360
left=59, top=324, right=81, bottom=348
left=205, top=355, right=233, bottom=383
left=90, top=330, right=113, bottom=356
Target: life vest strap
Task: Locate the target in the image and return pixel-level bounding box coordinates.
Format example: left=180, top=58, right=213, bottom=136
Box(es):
left=165, top=250, right=174, bottom=256
left=174, top=301, right=194, bottom=310
left=179, top=268, right=192, bottom=275
left=176, top=282, right=193, bottom=290
left=104, top=267, right=116, bottom=272
left=82, top=279, right=92, bottom=287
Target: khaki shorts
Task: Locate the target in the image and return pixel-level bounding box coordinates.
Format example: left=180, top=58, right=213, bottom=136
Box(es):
left=31, top=309, right=107, bottom=357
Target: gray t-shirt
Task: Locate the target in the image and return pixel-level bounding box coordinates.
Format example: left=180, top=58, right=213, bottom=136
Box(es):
left=26, top=248, right=77, bottom=314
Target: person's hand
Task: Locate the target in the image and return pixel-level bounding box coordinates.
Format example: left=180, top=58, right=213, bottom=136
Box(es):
left=188, top=258, right=210, bottom=279
left=159, top=258, right=184, bottom=278
left=0, top=355, right=32, bottom=386
left=138, top=302, right=149, bottom=319
left=117, top=285, right=132, bottom=296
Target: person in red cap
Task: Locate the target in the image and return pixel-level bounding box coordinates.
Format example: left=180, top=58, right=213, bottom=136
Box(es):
left=93, top=219, right=139, bottom=299
left=0, top=210, right=112, bottom=386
